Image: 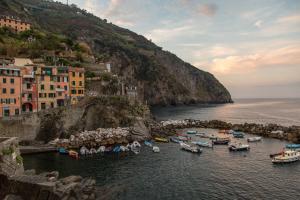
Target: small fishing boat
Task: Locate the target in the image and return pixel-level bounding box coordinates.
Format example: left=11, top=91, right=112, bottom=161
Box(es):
left=80, top=146, right=89, bottom=155
left=113, top=146, right=121, bottom=153
left=144, top=141, right=153, bottom=147
left=180, top=142, right=202, bottom=154
left=105, top=146, right=113, bottom=153
left=187, top=130, right=197, bottom=134
left=152, top=146, right=160, bottom=153
left=195, top=132, right=207, bottom=138
left=97, top=146, right=106, bottom=153
left=170, top=137, right=181, bottom=143
left=233, top=131, right=245, bottom=138
left=212, top=137, right=230, bottom=145
left=69, top=150, right=79, bottom=159
left=154, top=137, right=169, bottom=143
left=272, top=150, right=300, bottom=164
left=228, top=143, right=250, bottom=151
left=209, top=135, right=218, bottom=140
left=178, top=136, right=189, bottom=141
left=192, top=141, right=213, bottom=148
left=247, top=137, right=262, bottom=142
left=90, top=148, right=97, bottom=154
left=58, top=147, right=68, bottom=155
left=132, top=141, right=141, bottom=148
left=286, top=144, right=300, bottom=149
left=120, top=145, right=129, bottom=152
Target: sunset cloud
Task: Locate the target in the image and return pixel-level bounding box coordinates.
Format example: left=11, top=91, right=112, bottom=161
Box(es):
left=198, top=3, right=218, bottom=17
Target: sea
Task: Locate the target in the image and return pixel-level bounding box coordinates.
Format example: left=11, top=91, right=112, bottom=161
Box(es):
left=23, top=98, right=300, bottom=200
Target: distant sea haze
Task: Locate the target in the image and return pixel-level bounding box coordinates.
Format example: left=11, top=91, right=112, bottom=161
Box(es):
left=151, top=98, right=300, bottom=126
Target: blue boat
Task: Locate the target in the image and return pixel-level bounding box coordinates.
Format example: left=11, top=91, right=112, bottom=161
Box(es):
left=58, top=147, right=68, bottom=155
left=192, top=141, right=213, bottom=148
left=113, top=146, right=121, bottom=153
left=170, top=137, right=181, bottom=143
left=233, top=132, right=245, bottom=138
left=286, top=144, right=300, bottom=149
left=187, top=130, right=197, bottom=134
left=144, top=141, right=153, bottom=147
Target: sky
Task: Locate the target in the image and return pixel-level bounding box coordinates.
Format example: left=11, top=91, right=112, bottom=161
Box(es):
left=60, top=0, right=300, bottom=98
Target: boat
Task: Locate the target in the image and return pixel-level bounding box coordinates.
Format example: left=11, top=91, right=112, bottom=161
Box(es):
left=178, top=136, right=189, bottom=141
left=90, top=148, right=97, bottom=154
left=69, top=150, right=79, bottom=159
left=144, top=141, right=153, bottom=147
left=286, top=144, right=300, bottom=149
left=120, top=145, right=129, bottom=152
left=209, top=135, right=218, bottom=140
left=233, top=132, right=245, bottom=138
left=180, top=142, right=202, bottom=153
left=195, top=132, right=207, bottom=138
left=152, top=146, right=160, bottom=153
left=58, top=147, right=68, bottom=155
left=247, top=137, right=262, bottom=142
left=270, top=151, right=283, bottom=158
left=97, top=146, right=106, bottom=153
left=187, top=130, right=197, bottom=134
left=154, top=137, right=169, bottom=143
left=170, top=137, right=181, bottom=143
left=113, top=146, right=121, bottom=153
left=228, top=143, right=250, bottom=151
left=80, top=146, right=89, bottom=155
left=272, top=150, right=300, bottom=164
left=105, top=146, right=113, bottom=153
left=212, top=137, right=230, bottom=145
left=192, top=141, right=213, bottom=148
left=132, top=141, right=141, bottom=148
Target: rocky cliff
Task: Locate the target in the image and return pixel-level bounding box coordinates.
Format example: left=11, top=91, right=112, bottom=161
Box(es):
left=0, top=0, right=232, bottom=105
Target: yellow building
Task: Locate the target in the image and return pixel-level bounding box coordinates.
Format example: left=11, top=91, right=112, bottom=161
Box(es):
left=69, top=67, right=85, bottom=104
left=35, top=66, right=57, bottom=110
left=0, top=16, right=31, bottom=33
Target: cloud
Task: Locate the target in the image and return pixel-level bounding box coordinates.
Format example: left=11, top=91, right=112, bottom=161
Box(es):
left=114, top=19, right=134, bottom=27
left=198, top=3, right=218, bottom=17
left=210, top=45, right=300, bottom=74
left=254, top=20, right=263, bottom=28
left=193, top=45, right=237, bottom=58
left=276, top=14, right=300, bottom=24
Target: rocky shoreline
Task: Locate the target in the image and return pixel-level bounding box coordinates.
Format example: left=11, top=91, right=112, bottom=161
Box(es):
left=151, top=119, right=300, bottom=143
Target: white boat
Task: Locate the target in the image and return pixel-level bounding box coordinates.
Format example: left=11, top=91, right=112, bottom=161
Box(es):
left=228, top=143, right=250, bottom=151
left=120, top=145, right=129, bottom=152
left=180, top=142, right=202, bottom=153
left=152, top=146, right=160, bottom=153
left=132, top=141, right=141, bottom=148
left=272, top=150, right=300, bottom=164
left=97, top=146, right=106, bottom=153
left=247, top=137, right=262, bottom=142
left=80, top=146, right=89, bottom=155
left=191, top=141, right=213, bottom=148
left=90, top=148, right=97, bottom=154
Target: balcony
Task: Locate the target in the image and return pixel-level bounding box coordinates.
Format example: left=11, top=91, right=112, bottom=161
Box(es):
left=56, top=88, right=65, bottom=92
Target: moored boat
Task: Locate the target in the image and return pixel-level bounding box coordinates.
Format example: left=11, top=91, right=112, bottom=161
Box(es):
left=233, top=131, right=245, bottom=138
left=152, top=146, right=160, bottom=153
left=247, top=137, right=262, bottom=142
left=58, top=147, right=68, bottom=155
left=180, top=142, right=202, bottom=154
left=195, top=132, right=208, bottom=138
left=113, top=146, right=121, bottom=153
left=178, top=136, right=189, bottom=141
left=170, top=137, right=181, bottom=143
left=144, top=141, right=153, bottom=147
left=97, top=146, right=106, bottom=153
left=80, top=146, right=89, bottom=155
left=154, top=137, right=169, bottom=143
left=187, top=130, right=197, bottom=134
left=272, top=150, right=300, bottom=164
left=285, top=144, right=300, bottom=149
left=69, top=150, right=79, bottom=159
left=212, top=137, right=230, bottom=145
left=192, top=141, right=213, bottom=148
left=228, top=143, right=250, bottom=151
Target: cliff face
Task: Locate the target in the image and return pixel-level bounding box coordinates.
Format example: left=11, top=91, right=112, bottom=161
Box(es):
left=0, top=0, right=232, bottom=105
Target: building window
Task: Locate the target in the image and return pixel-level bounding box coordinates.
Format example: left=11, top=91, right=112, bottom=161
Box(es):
left=72, top=81, right=75, bottom=86
left=71, top=90, right=76, bottom=94
left=10, top=78, right=14, bottom=83
left=39, top=93, right=42, bottom=98
left=64, top=86, right=68, bottom=91
left=50, top=102, right=54, bottom=108
left=10, top=89, right=15, bottom=94
left=41, top=85, right=44, bottom=90
left=41, top=103, right=46, bottom=110
left=15, top=109, right=19, bottom=115
left=72, top=72, right=75, bottom=77
left=3, top=78, right=6, bottom=83
left=79, top=73, right=82, bottom=77
left=58, top=92, right=62, bottom=96
left=41, top=75, right=44, bottom=81
left=57, top=77, right=60, bottom=82
left=50, top=85, right=54, bottom=90
left=79, top=81, right=82, bottom=86
left=2, top=88, right=6, bottom=94
left=26, top=83, right=31, bottom=89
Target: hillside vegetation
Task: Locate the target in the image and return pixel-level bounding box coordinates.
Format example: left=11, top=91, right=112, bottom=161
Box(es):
left=0, top=0, right=232, bottom=105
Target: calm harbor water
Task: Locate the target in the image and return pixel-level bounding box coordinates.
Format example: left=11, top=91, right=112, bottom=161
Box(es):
left=23, top=98, right=300, bottom=200
left=151, top=98, right=300, bottom=126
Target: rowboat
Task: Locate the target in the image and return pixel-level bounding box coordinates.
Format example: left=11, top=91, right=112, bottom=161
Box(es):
left=180, top=142, right=202, bottom=154
left=178, top=136, right=189, bottom=141
left=187, top=130, right=197, bottom=134
left=58, top=147, right=68, bottom=155
left=233, top=132, right=245, bottom=138
left=212, top=137, right=230, bottom=145
left=80, top=146, right=89, bottom=155
left=154, top=137, right=169, bottom=143
left=272, top=150, right=300, bottom=164
left=195, top=132, right=208, bottom=138
left=286, top=144, right=300, bottom=149
left=247, top=137, right=262, bottom=142
left=97, top=146, right=106, bottom=153
left=153, top=146, right=160, bottom=153
left=170, top=137, right=181, bottom=143
left=144, top=141, right=153, bottom=147
left=69, top=150, right=79, bottom=159
left=113, top=146, right=121, bottom=153
left=228, top=143, right=250, bottom=151
left=192, top=141, right=213, bottom=148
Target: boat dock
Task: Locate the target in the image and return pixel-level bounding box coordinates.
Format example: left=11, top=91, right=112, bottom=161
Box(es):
left=20, top=145, right=58, bottom=155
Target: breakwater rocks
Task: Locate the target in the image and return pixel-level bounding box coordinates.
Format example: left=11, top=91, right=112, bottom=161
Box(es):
left=151, top=119, right=300, bottom=142
left=0, top=170, right=100, bottom=200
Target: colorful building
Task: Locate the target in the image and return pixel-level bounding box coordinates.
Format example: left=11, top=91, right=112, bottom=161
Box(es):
left=35, top=66, right=57, bottom=110
left=20, top=65, right=38, bottom=113
left=0, top=16, right=31, bottom=33
left=56, top=67, right=69, bottom=106
left=69, top=67, right=85, bottom=104
left=0, top=66, right=22, bottom=117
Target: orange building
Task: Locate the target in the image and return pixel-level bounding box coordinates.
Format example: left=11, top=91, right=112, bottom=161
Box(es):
left=0, top=16, right=31, bottom=33
left=69, top=67, right=85, bottom=104
left=0, top=66, right=22, bottom=117
left=56, top=67, right=69, bottom=106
